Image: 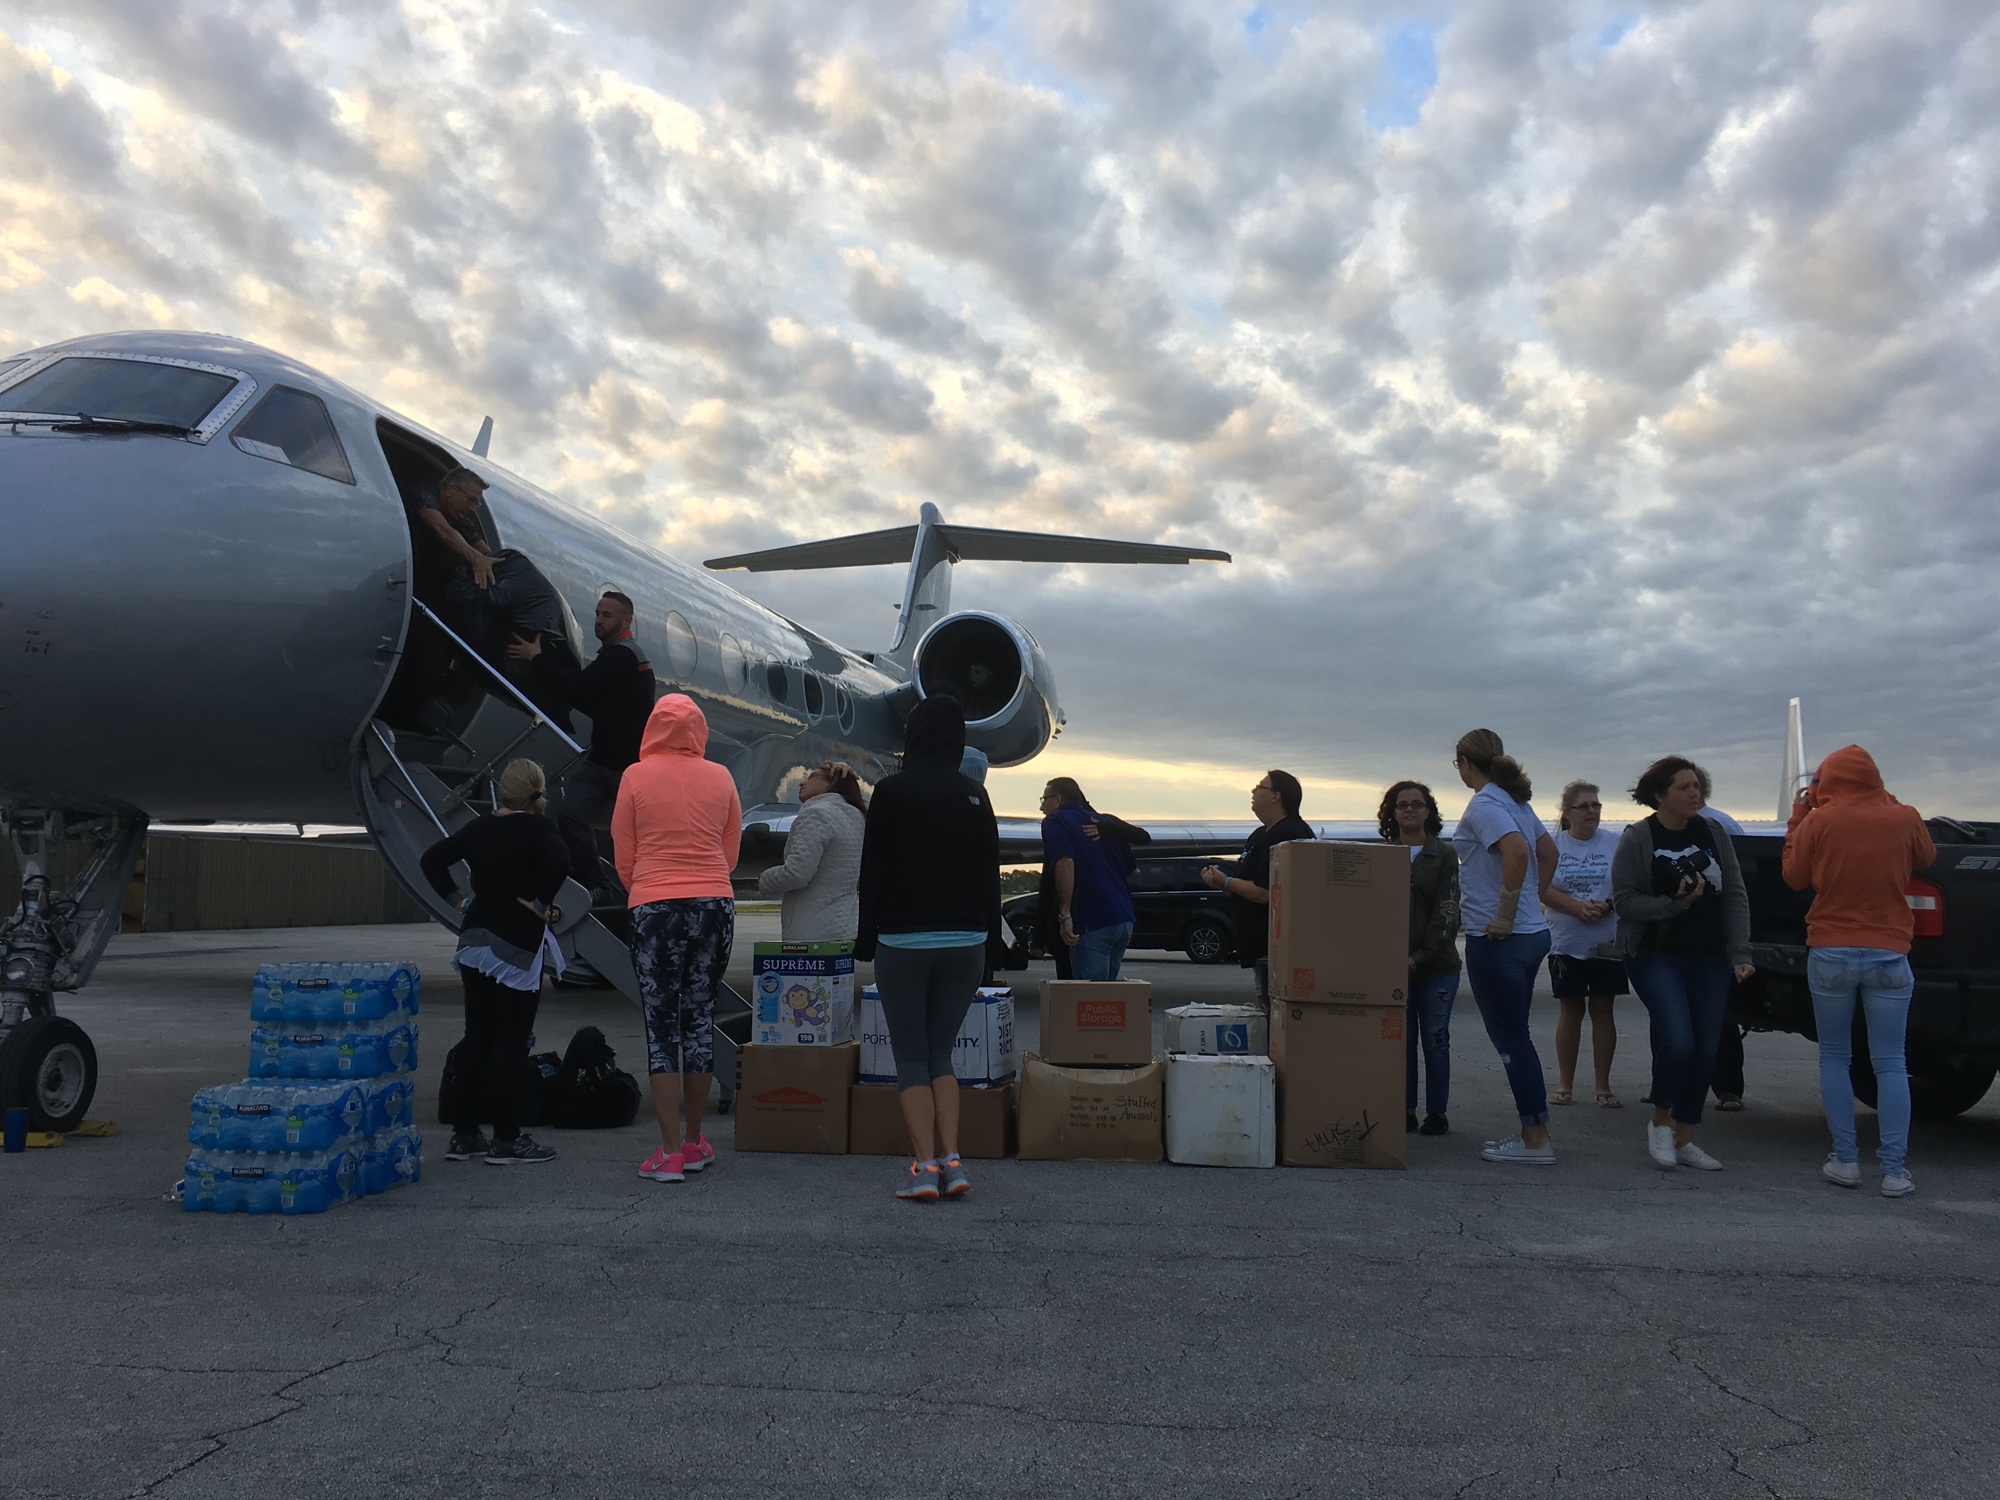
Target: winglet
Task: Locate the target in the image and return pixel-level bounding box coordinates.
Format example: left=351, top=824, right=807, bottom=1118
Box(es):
left=472, top=416, right=493, bottom=458
left=1779, top=696, right=1808, bottom=819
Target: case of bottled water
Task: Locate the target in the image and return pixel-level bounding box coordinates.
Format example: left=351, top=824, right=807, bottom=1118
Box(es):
left=249, top=1018, right=418, bottom=1080
left=180, top=1145, right=362, bottom=1214
left=358, top=1127, right=424, bottom=1196
left=363, top=1076, right=414, bottom=1135
left=189, top=1082, right=367, bottom=1153
left=252, top=962, right=421, bottom=1024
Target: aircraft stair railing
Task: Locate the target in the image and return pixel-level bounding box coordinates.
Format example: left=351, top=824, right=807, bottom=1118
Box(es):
left=353, top=601, right=749, bottom=1107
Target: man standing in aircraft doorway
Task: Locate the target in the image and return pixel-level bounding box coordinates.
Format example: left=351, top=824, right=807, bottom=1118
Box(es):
left=507, top=591, right=656, bottom=903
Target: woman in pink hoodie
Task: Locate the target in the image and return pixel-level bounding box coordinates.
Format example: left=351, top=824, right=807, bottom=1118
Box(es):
left=613, top=694, right=742, bottom=1184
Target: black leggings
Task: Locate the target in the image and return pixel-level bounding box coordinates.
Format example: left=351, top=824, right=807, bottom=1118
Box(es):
left=455, top=967, right=540, bottom=1142
left=874, top=943, right=983, bottom=1091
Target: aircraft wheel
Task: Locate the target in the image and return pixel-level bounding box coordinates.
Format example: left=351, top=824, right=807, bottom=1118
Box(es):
left=0, top=1015, right=99, bottom=1133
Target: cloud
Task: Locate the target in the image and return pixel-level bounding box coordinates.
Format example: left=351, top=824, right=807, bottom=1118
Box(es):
left=3, top=0, right=2000, bottom=816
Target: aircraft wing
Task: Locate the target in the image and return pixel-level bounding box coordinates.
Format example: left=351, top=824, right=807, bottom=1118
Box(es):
left=706, top=522, right=1229, bottom=572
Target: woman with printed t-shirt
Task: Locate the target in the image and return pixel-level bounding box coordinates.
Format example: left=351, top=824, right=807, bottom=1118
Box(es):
left=1611, top=756, right=1752, bottom=1172
left=1544, top=781, right=1626, bottom=1110
left=1451, top=729, right=1560, bottom=1165
left=1380, top=780, right=1459, bottom=1137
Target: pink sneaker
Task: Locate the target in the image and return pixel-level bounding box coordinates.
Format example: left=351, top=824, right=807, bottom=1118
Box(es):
left=681, top=1136, right=715, bottom=1173
left=639, top=1146, right=685, bottom=1183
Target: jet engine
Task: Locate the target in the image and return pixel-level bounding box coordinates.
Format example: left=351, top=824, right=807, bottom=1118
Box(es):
left=912, top=611, right=1063, bottom=766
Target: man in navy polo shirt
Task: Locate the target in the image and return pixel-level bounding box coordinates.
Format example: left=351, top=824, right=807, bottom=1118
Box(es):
left=1040, top=777, right=1139, bottom=981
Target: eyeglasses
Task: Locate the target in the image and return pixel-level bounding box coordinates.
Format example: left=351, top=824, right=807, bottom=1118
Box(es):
left=1394, top=801, right=1428, bottom=812
left=1570, top=801, right=1602, bottom=812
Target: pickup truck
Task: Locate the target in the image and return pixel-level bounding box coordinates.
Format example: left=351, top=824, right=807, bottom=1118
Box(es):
left=1734, top=819, right=2000, bottom=1117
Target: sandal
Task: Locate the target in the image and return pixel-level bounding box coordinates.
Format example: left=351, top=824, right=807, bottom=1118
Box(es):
left=1596, top=1092, right=1622, bottom=1109
left=1550, top=1088, right=1574, bottom=1106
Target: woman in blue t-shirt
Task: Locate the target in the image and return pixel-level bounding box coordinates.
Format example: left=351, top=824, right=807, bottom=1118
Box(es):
left=1451, top=729, right=1560, bottom=1165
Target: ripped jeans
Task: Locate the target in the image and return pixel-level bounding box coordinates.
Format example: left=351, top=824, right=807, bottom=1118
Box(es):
left=1463, top=930, right=1553, bottom=1128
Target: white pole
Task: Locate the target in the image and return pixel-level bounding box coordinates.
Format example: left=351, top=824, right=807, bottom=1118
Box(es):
left=1779, top=697, right=1807, bottom=819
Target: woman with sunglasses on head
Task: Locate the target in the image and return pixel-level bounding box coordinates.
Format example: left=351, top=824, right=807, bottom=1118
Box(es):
left=1380, top=781, right=1459, bottom=1137
left=1451, top=729, right=1560, bottom=1165
left=1544, top=780, right=1627, bottom=1110
left=758, top=762, right=868, bottom=942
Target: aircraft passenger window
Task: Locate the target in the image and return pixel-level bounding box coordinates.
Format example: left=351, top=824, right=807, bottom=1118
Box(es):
left=0, top=355, right=237, bottom=429
left=836, top=686, right=855, bottom=734
left=663, top=611, right=698, bottom=680
left=719, top=634, right=746, bottom=690
left=0, top=357, right=24, bottom=383
left=230, top=386, right=355, bottom=484
left=766, top=664, right=790, bottom=703
left=803, top=673, right=824, bottom=718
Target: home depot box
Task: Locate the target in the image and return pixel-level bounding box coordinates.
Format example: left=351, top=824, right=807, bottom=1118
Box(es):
left=1267, top=841, right=1410, bottom=1007
left=857, top=987, right=1016, bottom=1086
left=1164, top=1054, right=1276, bottom=1168
left=1016, top=1054, right=1163, bottom=1163
left=1268, top=1001, right=1406, bottom=1170
left=751, top=942, right=856, bottom=1046
left=847, top=1082, right=1015, bottom=1160
left=1037, top=980, right=1153, bottom=1067
left=732, top=1042, right=857, bottom=1154
left=1164, top=1003, right=1268, bottom=1057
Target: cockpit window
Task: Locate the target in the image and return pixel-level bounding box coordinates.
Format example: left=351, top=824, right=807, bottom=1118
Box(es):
left=231, top=386, right=354, bottom=484
left=0, top=357, right=23, bottom=381
left=0, top=356, right=238, bottom=430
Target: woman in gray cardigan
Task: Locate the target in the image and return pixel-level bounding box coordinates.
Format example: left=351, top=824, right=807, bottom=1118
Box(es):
left=758, top=763, right=867, bottom=941
left=1611, top=756, right=1753, bottom=1172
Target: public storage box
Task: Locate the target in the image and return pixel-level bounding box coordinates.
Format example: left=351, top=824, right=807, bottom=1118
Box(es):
left=858, top=987, right=1017, bottom=1086
left=848, top=1083, right=1015, bottom=1160
left=1164, top=1003, right=1268, bottom=1058
left=733, top=1043, right=857, bottom=1154
left=751, top=942, right=856, bottom=1046
left=1037, top=980, right=1153, bottom=1068
left=1016, top=1054, right=1163, bottom=1163
left=1267, top=842, right=1411, bottom=1007
left=1268, top=1002, right=1406, bottom=1170
left=1164, top=1054, right=1276, bottom=1169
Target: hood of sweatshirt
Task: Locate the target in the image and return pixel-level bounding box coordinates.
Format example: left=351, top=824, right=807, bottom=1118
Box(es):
left=903, top=695, right=966, bottom=768
left=640, top=692, right=709, bottom=760
left=1814, top=745, right=1895, bottom=808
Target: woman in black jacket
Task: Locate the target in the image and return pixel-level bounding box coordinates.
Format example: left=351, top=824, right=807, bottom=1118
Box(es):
left=1381, top=781, right=1461, bottom=1138
left=420, top=758, right=570, bottom=1165
left=855, top=696, right=1001, bottom=1203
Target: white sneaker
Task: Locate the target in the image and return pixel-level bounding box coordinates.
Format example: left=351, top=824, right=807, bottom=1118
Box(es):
left=1675, top=1141, right=1723, bottom=1171
left=1647, top=1123, right=1677, bottom=1168
left=1480, top=1134, right=1556, bottom=1165
left=1822, top=1155, right=1860, bottom=1189
left=1881, top=1170, right=1916, bottom=1199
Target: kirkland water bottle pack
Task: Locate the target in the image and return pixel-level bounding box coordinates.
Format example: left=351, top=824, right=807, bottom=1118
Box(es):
left=248, top=1017, right=418, bottom=1080
left=357, top=1127, right=424, bottom=1196
left=251, top=962, right=420, bottom=1024
left=188, top=1081, right=367, bottom=1153
left=179, top=1145, right=362, bottom=1215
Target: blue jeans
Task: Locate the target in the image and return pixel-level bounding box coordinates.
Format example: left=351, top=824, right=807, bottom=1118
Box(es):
left=1070, top=921, right=1133, bottom=981
left=1809, top=947, right=1914, bottom=1175
left=1626, top=950, right=1732, bottom=1127
left=1463, top=931, right=1552, bottom=1127
left=1406, top=973, right=1458, bottom=1115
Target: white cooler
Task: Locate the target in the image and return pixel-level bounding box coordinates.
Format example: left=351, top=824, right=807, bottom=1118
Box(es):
left=1164, top=1053, right=1276, bottom=1168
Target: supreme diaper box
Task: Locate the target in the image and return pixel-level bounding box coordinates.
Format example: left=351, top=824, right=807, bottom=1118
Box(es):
left=1266, top=841, right=1410, bottom=1008
left=751, top=942, right=856, bottom=1046
left=731, top=1042, right=857, bottom=1154
left=1268, top=1001, right=1406, bottom=1170
left=1164, top=1003, right=1268, bottom=1057
left=1037, top=980, right=1153, bottom=1068
left=858, top=986, right=1016, bottom=1086
left=848, top=1082, right=1016, bottom=1160
left=1016, top=1054, right=1164, bottom=1163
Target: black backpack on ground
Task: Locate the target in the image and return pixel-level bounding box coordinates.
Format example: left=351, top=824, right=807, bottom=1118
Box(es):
left=543, top=1026, right=642, bottom=1130
left=437, top=1042, right=562, bottom=1128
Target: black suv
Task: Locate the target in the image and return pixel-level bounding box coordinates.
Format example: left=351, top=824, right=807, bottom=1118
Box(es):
left=1001, top=855, right=1237, bottom=965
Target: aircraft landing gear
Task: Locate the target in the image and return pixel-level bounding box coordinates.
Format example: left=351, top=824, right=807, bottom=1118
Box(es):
left=0, top=809, right=144, bottom=1131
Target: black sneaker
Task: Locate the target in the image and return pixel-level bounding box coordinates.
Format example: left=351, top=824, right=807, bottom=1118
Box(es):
left=1419, top=1114, right=1449, bottom=1137
left=445, top=1131, right=489, bottom=1161
left=1406, top=1111, right=1420, bottom=1133
left=485, top=1135, right=556, bottom=1165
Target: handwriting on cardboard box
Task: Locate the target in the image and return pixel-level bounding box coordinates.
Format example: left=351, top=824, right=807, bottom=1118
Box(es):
left=1303, top=1109, right=1380, bottom=1159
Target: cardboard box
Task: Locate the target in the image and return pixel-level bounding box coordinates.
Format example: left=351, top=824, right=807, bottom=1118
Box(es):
left=848, top=1082, right=1015, bottom=1160
left=1164, top=1003, right=1268, bottom=1057
left=1267, top=842, right=1410, bottom=1008
left=751, top=942, right=856, bottom=1046
left=857, top=986, right=1017, bottom=1086
left=1268, top=1002, right=1406, bottom=1169
left=732, top=1042, right=857, bottom=1154
left=1016, top=1054, right=1163, bottom=1163
left=1037, top=980, right=1153, bottom=1067
left=1164, top=1054, right=1276, bottom=1168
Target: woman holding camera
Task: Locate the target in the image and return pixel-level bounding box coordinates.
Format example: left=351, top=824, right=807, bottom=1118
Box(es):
left=1611, top=756, right=1753, bottom=1171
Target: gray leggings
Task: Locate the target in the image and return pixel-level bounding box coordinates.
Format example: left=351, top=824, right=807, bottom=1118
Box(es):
left=873, top=942, right=984, bottom=1091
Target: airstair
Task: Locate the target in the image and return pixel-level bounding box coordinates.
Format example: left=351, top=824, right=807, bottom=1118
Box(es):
left=354, top=601, right=748, bottom=1105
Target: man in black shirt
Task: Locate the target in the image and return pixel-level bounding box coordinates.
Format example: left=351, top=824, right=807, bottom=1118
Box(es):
left=507, top=590, right=656, bottom=900
left=1202, top=769, right=1314, bottom=989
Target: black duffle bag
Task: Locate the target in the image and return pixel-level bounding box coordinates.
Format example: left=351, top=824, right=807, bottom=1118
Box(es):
left=438, top=1041, right=562, bottom=1128
left=543, top=1025, right=642, bottom=1130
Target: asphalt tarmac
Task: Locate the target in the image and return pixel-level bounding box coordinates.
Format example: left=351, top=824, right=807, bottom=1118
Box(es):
left=6, top=916, right=2000, bottom=1499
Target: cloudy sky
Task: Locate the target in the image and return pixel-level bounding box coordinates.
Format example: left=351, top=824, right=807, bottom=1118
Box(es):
left=4, top=0, right=1997, bottom=821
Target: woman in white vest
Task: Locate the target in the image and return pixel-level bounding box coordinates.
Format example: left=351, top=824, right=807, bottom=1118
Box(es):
left=759, top=762, right=868, bottom=941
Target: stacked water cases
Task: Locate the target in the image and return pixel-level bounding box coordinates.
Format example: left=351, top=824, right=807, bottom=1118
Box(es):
left=180, top=963, right=424, bottom=1214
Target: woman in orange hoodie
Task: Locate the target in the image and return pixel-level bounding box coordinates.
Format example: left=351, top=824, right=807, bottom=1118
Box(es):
left=1783, top=746, right=1936, bottom=1199
left=613, top=693, right=742, bottom=1185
